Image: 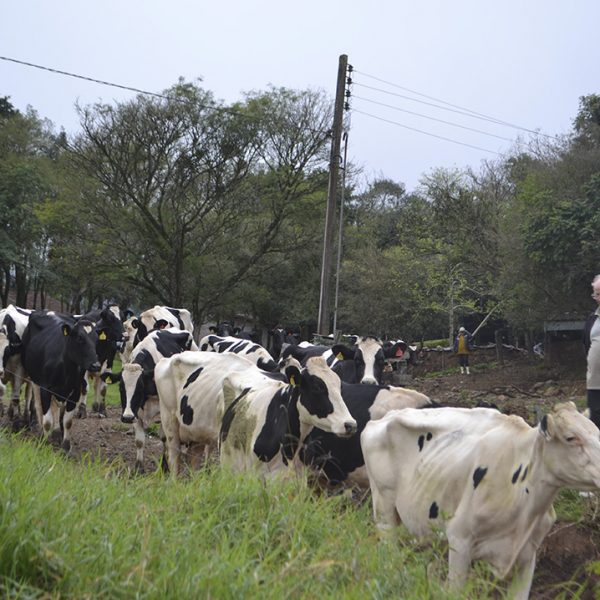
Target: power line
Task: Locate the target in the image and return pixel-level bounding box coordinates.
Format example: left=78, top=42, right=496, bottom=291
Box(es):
left=352, top=94, right=518, bottom=143
left=0, top=55, right=332, bottom=136
left=352, top=78, right=559, bottom=140
left=352, top=108, right=501, bottom=155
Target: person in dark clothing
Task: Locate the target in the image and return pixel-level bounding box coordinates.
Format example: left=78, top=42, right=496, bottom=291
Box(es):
left=453, top=326, right=474, bottom=375
left=583, top=274, right=600, bottom=429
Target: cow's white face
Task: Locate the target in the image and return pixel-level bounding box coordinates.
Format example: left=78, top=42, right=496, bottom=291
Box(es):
left=356, top=337, right=385, bottom=385
left=542, top=402, right=600, bottom=490
left=298, top=357, right=357, bottom=437
left=121, top=363, right=144, bottom=422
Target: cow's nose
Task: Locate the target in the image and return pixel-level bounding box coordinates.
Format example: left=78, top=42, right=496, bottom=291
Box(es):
left=345, top=421, right=357, bottom=435
left=88, top=361, right=102, bottom=373
left=361, top=377, right=378, bottom=385
left=121, top=415, right=135, bottom=424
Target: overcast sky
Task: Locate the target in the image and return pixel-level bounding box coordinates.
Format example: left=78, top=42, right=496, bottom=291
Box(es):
left=1, top=0, right=598, bottom=192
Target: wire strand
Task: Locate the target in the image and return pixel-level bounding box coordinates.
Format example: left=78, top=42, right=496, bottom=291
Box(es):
left=352, top=80, right=558, bottom=140
left=352, top=94, right=518, bottom=143
left=352, top=108, right=501, bottom=155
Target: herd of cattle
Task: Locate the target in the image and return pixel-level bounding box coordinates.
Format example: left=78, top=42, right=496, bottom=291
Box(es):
left=1, top=303, right=600, bottom=599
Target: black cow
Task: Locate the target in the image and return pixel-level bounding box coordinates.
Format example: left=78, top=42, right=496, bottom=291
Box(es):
left=268, top=326, right=300, bottom=359
left=77, top=304, right=125, bottom=418
left=300, top=382, right=433, bottom=487
left=105, top=327, right=196, bottom=472
left=21, top=312, right=101, bottom=451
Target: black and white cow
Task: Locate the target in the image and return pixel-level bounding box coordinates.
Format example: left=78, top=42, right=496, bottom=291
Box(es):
left=0, top=304, right=34, bottom=420
left=105, top=327, right=196, bottom=472
left=21, top=312, right=101, bottom=451
left=199, top=334, right=279, bottom=372
left=301, top=382, right=433, bottom=487
left=361, top=402, right=600, bottom=599
left=282, top=336, right=388, bottom=385
left=155, top=352, right=357, bottom=476
left=77, top=304, right=124, bottom=418
left=130, top=305, right=194, bottom=345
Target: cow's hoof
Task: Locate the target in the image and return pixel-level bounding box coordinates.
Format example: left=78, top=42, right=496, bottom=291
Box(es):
left=92, top=402, right=99, bottom=413
left=77, top=404, right=87, bottom=419
left=49, top=429, right=63, bottom=445
left=98, top=405, right=107, bottom=418
left=61, top=439, right=71, bottom=453
left=133, top=462, right=145, bottom=475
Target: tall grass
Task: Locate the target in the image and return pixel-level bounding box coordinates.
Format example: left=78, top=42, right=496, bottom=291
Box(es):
left=0, top=432, right=506, bottom=599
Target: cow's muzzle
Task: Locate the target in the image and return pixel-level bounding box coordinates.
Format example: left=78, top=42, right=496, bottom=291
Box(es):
left=88, top=361, right=102, bottom=373
left=121, top=414, right=135, bottom=424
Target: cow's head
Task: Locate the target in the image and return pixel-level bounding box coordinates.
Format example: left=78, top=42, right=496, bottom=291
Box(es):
left=289, top=356, right=356, bottom=437
left=64, top=319, right=101, bottom=372
left=120, top=362, right=155, bottom=423
left=332, top=336, right=385, bottom=385
left=540, top=401, right=600, bottom=490
left=98, top=304, right=125, bottom=342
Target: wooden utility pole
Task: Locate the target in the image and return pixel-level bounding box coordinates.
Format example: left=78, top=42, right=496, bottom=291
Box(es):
left=317, top=54, right=348, bottom=335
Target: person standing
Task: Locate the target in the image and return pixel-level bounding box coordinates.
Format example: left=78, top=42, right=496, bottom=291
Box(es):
left=453, top=326, right=474, bottom=374
left=583, top=274, right=600, bottom=428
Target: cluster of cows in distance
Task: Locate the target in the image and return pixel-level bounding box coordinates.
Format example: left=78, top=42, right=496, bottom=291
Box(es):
left=1, top=303, right=600, bottom=598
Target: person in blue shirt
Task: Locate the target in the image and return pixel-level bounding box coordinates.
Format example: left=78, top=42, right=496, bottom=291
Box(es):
left=453, top=326, right=474, bottom=375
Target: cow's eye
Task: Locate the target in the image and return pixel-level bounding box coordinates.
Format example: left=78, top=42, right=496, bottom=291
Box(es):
left=565, top=436, right=576, bottom=442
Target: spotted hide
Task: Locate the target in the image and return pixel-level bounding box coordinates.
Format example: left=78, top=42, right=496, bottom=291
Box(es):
left=198, top=334, right=279, bottom=372
left=155, top=352, right=259, bottom=476
left=361, top=402, right=600, bottom=599
left=108, top=327, right=196, bottom=472
left=301, top=383, right=432, bottom=487
left=217, top=356, right=357, bottom=475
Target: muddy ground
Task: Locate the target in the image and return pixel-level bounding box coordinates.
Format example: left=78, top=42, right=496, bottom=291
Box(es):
left=2, top=349, right=599, bottom=598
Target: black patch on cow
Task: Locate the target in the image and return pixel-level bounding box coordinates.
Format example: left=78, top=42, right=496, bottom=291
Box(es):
left=429, top=502, right=439, bottom=519
left=183, top=367, right=204, bottom=389
left=253, top=388, right=301, bottom=463
left=426, top=432, right=433, bottom=441
left=521, top=465, right=529, bottom=482
left=473, top=466, right=488, bottom=489
left=219, top=387, right=252, bottom=445
left=512, top=465, right=522, bottom=484
left=216, top=341, right=235, bottom=353
left=418, top=434, right=425, bottom=451
left=526, top=488, right=529, bottom=494
left=180, top=395, right=194, bottom=425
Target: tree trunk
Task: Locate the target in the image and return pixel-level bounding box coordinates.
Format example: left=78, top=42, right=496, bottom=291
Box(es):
left=495, top=329, right=504, bottom=365
left=14, top=263, right=29, bottom=307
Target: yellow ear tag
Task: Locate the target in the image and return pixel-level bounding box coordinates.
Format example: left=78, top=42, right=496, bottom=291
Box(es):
left=289, top=375, right=296, bottom=386
left=99, top=332, right=107, bottom=340
left=105, top=376, right=112, bottom=384
left=336, top=352, right=344, bottom=360
left=63, top=328, right=68, bottom=336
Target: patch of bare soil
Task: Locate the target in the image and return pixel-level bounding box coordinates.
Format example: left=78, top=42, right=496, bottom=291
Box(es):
left=2, top=352, right=599, bottom=598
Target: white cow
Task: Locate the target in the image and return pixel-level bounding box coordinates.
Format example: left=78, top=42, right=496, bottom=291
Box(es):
left=361, top=402, right=600, bottom=599
left=198, top=334, right=279, bottom=371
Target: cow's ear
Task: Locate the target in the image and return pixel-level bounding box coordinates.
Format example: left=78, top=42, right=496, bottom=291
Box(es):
left=62, top=324, right=71, bottom=337
left=539, top=414, right=556, bottom=440
left=131, top=319, right=140, bottom=329
left=154, top=319, right=169, bottom=330
left=285, top=365, right=302, bottom=386
left=331, top=344, right=353, bottom=360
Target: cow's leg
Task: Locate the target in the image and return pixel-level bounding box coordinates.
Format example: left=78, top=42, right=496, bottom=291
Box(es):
left=446, top=535, right=472, bottom=591
left=94, top=374, right=107, bottom=417
left=370, top=485, right=401, bottom=533
left=508, top=549, right=536, bottom=600
left=7, top=363, right=24, bottom=419
left=61, top=395, right=78, bottom=452
left=161, top=412, right=181, bottom=478
left=133, top=418, right=146, bottom=473
left=0, top=379, right=5, bottom=416
left=37, top=387, right=57, bottom=441
left=78, top=374, right=89, bottom=419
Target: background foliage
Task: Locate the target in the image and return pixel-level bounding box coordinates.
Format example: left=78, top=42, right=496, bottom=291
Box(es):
left=1, top=88, right=599, bottom=343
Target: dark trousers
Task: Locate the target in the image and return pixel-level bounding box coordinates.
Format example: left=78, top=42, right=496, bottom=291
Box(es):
left=458, top=354, right=469, bottom=367
left=587, top=389, right=600, bottom=429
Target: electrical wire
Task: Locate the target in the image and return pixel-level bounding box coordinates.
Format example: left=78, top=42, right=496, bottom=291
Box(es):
left=353, top=68, right=560, bottom=141
left=352, top=94, right=518, bottom=143
left=352, top=108, right=501, bottom=155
